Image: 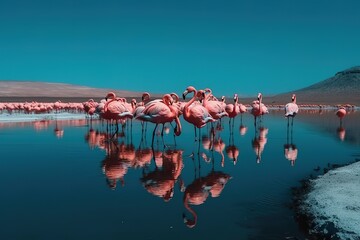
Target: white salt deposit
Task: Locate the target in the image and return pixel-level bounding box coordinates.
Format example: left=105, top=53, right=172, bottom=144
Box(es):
left=302, top=161, right=360, bottom=239
left=0, top=112, right=87, bottom=122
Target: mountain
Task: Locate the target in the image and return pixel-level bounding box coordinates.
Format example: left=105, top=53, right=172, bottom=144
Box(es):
left=267, top=66, right=360, bottom=105
left=1, top=66, right=360, bottom=105
left=0, top=81, right=145, bottom=102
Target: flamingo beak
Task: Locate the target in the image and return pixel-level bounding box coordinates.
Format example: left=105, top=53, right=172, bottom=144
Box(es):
left=182, top=91, right=188, bottom=100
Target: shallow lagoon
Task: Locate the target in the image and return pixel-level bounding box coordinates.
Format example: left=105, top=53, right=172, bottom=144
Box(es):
left=0, top=109, right=359, bottom=239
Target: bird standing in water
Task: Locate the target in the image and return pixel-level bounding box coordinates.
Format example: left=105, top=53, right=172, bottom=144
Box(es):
left=285, top=94, right=299, bottom=127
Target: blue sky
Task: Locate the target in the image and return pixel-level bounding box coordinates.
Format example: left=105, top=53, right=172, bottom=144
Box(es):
left=1, top=0, right=360, bottom=97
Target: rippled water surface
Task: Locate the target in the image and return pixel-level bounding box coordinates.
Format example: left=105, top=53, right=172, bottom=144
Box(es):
left=1, top=109, right=359, bottom=239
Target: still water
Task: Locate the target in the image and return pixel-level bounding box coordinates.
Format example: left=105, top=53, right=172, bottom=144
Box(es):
left=0, top=109, right=359, bottom=239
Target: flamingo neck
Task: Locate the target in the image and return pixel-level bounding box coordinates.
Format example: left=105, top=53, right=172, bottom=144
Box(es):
left=184, top=89, right=197, bottom=118
left=183, top=195, right=198, bottom=228
left=174, top=116, right=182, bottom=136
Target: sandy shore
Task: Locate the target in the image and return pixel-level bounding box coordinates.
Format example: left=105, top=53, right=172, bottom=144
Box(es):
left=293, top=160, right=360, bottom=239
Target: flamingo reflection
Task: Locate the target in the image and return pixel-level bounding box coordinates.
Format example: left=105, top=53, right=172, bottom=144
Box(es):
left=252, top=126, right=268, bottom=163
left=140, top=149, right=184, bottom=202
left=284, top=123, right=298, bottom=166
left=226, top=133, right=239, bottom=165
left=54, top=120, right=64, bottom=138
left=182, top=155, right=231, bottom=228
left=101, top=141, right=135, bottom=189
left=133, top=135, right=153, bottom=169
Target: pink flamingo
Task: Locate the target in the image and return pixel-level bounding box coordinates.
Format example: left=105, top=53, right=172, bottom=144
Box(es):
left=225, top=93, right=241, bottom=129
left=203, top=88, right=228, bottom=120
left=83, top=99, right=98, bottom=119
left=133, top=92, right=152, bottom=133
left=251, top=93, right=268, bottom=127
left=102, top=92, right=134, bottom=136
left=336, top=106, right=347, bottom=127
left=285, top=94, right=299, bottom=126
left=135, top=94, right=182, bottom=146
left=182, top=86, right=216, bottom=141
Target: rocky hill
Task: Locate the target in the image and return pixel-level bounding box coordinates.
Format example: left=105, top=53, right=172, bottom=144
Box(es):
left=267, top=66, right=360, bottom=105
left=1, top=66, right=360, bottom=105
left=0, top=81, right=144, bottom=102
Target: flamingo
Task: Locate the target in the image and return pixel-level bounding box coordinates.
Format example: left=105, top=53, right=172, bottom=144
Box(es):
left=251, top=93, right=268, bottom=127
left=336, top=106, right=347, bottom=127
left=285, top=94, right=299, bottom=126
left=101, top=92, right=134, bottom=137
left=135, top=94, right=182, bottom=146
left=225, top=93, right=240, bottom=129
left=182, top=86, right=216, bottom=141
left=203, top=88, right=228, bottom=120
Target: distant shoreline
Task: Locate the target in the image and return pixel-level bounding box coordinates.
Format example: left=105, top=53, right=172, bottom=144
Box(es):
left=0, top=96, right=358, bottom=108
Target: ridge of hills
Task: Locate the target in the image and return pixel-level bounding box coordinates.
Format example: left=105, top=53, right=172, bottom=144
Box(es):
left=1, top=66, right=359, bottom=105
left=267, top=66, right=360, bottom=105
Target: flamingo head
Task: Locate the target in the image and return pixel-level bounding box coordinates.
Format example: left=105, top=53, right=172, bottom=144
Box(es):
left=204, top=88, right=212, bottom=94
left=105, top=92, right=116, bottom=101
left=182, top=86, right=196, bottom=100
left=170, top=93, right=179, bottom=103
left=221, top=96, right=225, bottom=102
left=233, top=93, right=238, bottom=102
left=183, top=213, right=196, bottom=228
left=292, top=94, right=296, bottom=102
left=163, top=188, right=174, bottom=202
left=257, top=93, right=262, bottom=101
left=162, top=94, right=173, bottom=105
left=196, top=90, right=205, bottom=103
left=142, top=92, right=150, bottom=102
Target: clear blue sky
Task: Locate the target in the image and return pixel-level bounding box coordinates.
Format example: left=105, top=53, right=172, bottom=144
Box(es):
left=1, top=0, right=360, bottom=97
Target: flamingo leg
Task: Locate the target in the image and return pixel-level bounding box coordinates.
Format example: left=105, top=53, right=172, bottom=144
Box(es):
left=152, top=123, right=158, bottom=147
left=194, top=126, right=197, bottom=141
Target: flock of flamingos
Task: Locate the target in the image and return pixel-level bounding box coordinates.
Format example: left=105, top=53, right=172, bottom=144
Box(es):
left=0, top=85, right=350, bottom=147
left=0, top=85, right=349, bottom=134
left=0, top=86, right=352, bottom=228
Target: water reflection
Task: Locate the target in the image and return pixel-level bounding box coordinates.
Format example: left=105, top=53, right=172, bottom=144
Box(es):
left=54, top=120, right=64, bottom=138
left=133, top=136, right=153, bottom=168
left=252, top=126, right=268, bottom=163
left=2, top=109, right=360, bottom=239
left=337, top=126, right=346, bottom=141
left=225, top=133, right=239, bottom=165
left=182, top=154, right=231, bottom=228
left=239, top=123, right=248, bottom=136
left=101, top=140, right=135, bottom=189
left=141, top=149, right=184, bottom=202
left=284, top=123, right=298, bottom=166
